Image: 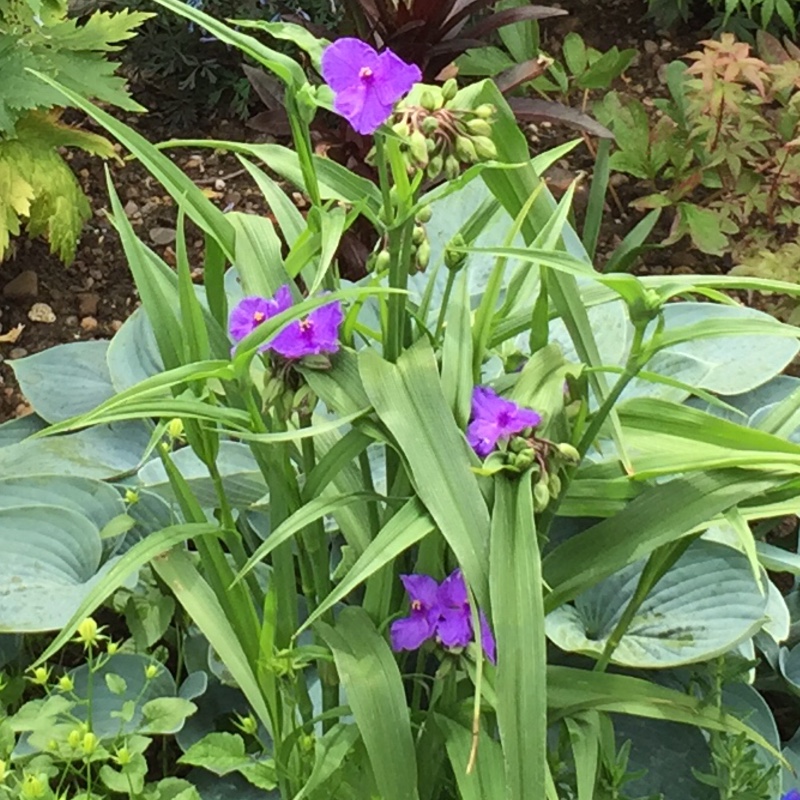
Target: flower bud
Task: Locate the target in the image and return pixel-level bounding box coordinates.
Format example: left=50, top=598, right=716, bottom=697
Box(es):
left=466, top=118, right=493, bottom=137
left=412, top=225, right=426, bottom=245
left=533, top=481, right=550, bottom=512
left=415, top=205, right=433, bottom=223
left=442, top=78, right=458, bottom=101
left=107, top=641, right=119, bottom=656
left=416, top=240, right=431, bottom=271
left=421, top=115, right=439, bottom=134
left=455, top=135, right=478, bottom=163
left=58, top=674, right=74, bottom=693
left=472, top=136, right=498, bottom=160
left=76, top=617, right=102, bottom=649
left=235, top=713, right=259, bottom=736
left=556, top=443, right=581, bottom=464
left=124, top=488, right=139, bottom=505
left=263, top=375, right=285, bottom=408
left=548, top=473, right=562, bottom=498
left=427, top=154, right=444, bottom=180
left=67, top=729, right=83, bottom=750
left=444, top=154, right=461, bottom=181
left=21, top=774, right=46, bottom=800
left=420, top=89, right=439, bottom=112
left=374, top=249, right=391, bottom=272
left=474, top=103, right=496, bottom=119
left=114, top=747, right=132, bottom=766
left=444, top=234, right=468, bottom=273
left=82, top=732, right=99, bottom=756
left=409, top=130, right=429, bottom=166
left=512, top=448, right=536, bottom=470
left=166, top=417, right=184, bottom=441
left=29, top=666, right=50, bottom=686
left=144, top=664, right=159, bottom=680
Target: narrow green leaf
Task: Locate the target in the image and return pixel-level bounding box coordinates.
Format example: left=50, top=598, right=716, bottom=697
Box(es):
left=441, top=270, right=474, bottom=429
left=490, top=476, right=546, bottom=799
left=543, top=470, right=785, bottom=611
left=317, top=608, right=419, bottom=800
left=359, top=340, right=491, bottom=606
left=299, top=498, right=435, bottom=634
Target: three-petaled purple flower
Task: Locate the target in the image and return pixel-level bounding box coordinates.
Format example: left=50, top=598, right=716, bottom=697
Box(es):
left=321, top=38, right=421, bottom=135
left=466, top=385, right=541, bottom=458
left=390, top=570, right=496, bottom=664
left=228, top=285, right=343, bottom=359
left=782, top=792, right=800, bottom=800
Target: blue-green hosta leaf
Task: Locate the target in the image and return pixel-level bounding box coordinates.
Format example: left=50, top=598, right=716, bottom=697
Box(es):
left=138, top=441, right=267, bottom=508
left=0, top=505, right=113, bottom=632
left=610, top=716, right=714, bottom=800
left=545, top=540, right=768, bottom=668
left=0, top=422, right=152, bottom=480
left=11, top=340, right=114, bottom=423
left=0, top=414, right=46, bottom=447
left=543, top=301, right=799, bottom=404
left=107, top=306, right=165, bottom=392
left=407, top=180, right=525, bottom=317
left=0, top=475, right=124, bottom=529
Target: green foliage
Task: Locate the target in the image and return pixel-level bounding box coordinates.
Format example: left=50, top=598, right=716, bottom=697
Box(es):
left=595, top=32, right=800, bottom=257
left=0, top=0, right=148, bottom=262
left=2, top=9, right=800, bottom=800
left=647, top=0, right=798, bottom=35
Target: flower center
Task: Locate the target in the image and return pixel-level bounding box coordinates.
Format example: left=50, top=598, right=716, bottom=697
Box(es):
left=497, top=410, right=511, bottom=427
left=252, top=311, right=266, bottom=323
left=411, top=599, right=423, bottom=612
left=299, top=318, right=314, bottom=332
left=359, top=66, right=374, bottom=82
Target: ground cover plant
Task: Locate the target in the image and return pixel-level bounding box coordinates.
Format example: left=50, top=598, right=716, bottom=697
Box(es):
left=6, top=2, right=800, bottom=799
left=0, top=0, right=148, bottom=263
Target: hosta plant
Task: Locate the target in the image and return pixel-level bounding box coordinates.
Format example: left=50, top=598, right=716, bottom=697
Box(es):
left=0, top=0, right=148, bottom=263
left=5, top=3, right=800, bottom=798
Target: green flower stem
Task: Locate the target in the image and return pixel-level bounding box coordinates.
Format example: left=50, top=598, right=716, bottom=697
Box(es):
left=539, top=321, right=649, bottom=539
left=287, top=96, right=321, bottom=210
left=435, top=267, right=458, bottom=342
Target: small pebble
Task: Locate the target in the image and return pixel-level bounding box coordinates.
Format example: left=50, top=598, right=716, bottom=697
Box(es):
left=28, top=302, right=56, bottom=323
left=80, top=316, right=99, bottom=331
left=3, top=270, right=38, bottom=299
left=9, top=347, right=28, bottom=359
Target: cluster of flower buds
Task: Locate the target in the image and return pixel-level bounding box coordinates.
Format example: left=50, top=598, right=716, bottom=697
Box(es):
left=372, top=203, right=434, bottom=274
left=381, top=79, right=498, bottom=180
left=505, top=436, right=580, bottom=511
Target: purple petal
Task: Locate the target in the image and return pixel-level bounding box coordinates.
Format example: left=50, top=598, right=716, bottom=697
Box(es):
left=229, top=296, right=272, bottom=343
left=269, top=321, right=309, bottom=359
left=306, top=300, right=344, bottom=351
left=337, top=84, right=394, bottom=135
left=374, top=49, right=421, bottom=106
left=479, top=611, right=496, bottom=665
left=438, top=569, right=468, bottom=608
left=321, top=38, right=380, bottom=92
left=400, top=574, right=439, bottom=608
left=435, top=607, right=472, bottom=649
left=471, top=385, right=502, bottom=419
left=269, top=285, right=294, bottom=315
left=466, top=417, right=503, bottom=458
left=390, top=611, right=435, bottom=652
left=503, top=406, right=541, bottom=436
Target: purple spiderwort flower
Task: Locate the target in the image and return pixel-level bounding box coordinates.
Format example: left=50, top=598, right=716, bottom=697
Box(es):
left=782, top=792, right=800, bottom=800
left=390, top=569, right=496, bottom=664
left=321, top=38, right=421, bottom=135
left=467, top=385, right=541, bottom=458
left=228, top=285, right=343, bottom=359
